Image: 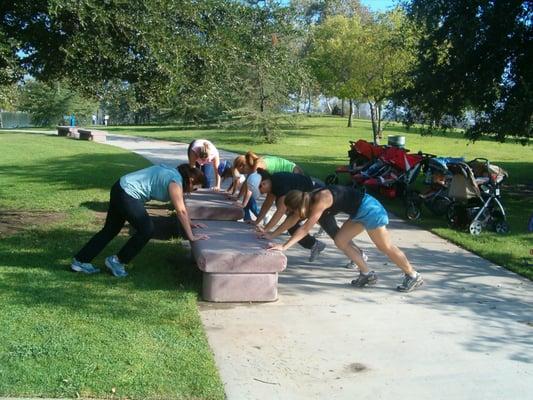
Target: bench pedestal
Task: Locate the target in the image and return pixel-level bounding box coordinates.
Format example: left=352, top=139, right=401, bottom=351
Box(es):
left=191, top=220, right=286, bottom=302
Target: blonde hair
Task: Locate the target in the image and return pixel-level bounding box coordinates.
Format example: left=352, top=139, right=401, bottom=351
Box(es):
left=198, top=142, right=210, bottom=159
left=284, top=190, right=310, bottom=220
left=245, top=151, right=260, bottom=170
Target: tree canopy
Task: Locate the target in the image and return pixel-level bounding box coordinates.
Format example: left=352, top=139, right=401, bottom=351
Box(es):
left=399, top=0, right=532, bottom=142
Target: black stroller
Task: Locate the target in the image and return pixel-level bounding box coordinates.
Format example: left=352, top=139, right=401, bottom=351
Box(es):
left=446, top=158, right=509, bottom=235
left=405, top=157, right=464, bottom=221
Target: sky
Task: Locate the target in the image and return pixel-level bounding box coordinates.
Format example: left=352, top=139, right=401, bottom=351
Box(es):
left=360, top=0, right=398, bottom=12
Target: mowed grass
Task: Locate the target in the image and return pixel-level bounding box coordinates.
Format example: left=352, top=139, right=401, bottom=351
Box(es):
left=106, top=116, right=533, bottom=279
left=0, top=132, right=224, bottom=399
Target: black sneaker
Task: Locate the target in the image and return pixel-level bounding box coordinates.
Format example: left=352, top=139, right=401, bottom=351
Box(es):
left=309, top=240, right=326, bottom=262
left=397, top=273, right=423, bottom=292
left=351, top=271, right=378, bottom=287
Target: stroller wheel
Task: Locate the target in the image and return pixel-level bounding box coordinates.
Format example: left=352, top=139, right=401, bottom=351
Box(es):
left=325, top=174, right=339, bottom=185
left=406, top=201, right=421, bottom=221
left=469, top=221, right=483, bottom=235
left=428, top=196, right=451, bottom=216
left=494, top=220, right=510, bottom=234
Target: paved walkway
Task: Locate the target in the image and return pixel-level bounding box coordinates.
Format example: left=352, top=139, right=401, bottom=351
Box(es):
left=105, top=134, right=533, bottom=400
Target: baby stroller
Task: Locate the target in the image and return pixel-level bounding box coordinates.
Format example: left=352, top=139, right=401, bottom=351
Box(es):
left=446, top=158, right=509, bottom=235
left=405, top=157, right=464, bottom=220
left=325, top=140, right=384, bottom=185
left=353, top=147, right=431, bottom=199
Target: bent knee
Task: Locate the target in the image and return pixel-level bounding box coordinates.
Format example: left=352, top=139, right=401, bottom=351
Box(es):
left=334, top=236, right=350, bottom=250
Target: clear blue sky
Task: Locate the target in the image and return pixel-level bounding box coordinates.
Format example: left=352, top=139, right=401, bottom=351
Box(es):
left=360, top=0, right=398, bottom=12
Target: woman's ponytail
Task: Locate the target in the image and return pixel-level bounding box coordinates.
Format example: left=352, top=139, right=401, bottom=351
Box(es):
left=284, top=190, right=310, bottom=220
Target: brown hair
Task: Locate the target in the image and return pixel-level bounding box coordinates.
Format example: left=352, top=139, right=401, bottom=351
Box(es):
left=233, top=155, right=246, bottom=173
left=177, top=164, right=204, bottom=192
left=284, top=190, right=311, bottom=220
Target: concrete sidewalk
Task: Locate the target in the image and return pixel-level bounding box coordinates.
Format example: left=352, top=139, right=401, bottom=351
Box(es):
left=105, top=134, right=533, bottom=400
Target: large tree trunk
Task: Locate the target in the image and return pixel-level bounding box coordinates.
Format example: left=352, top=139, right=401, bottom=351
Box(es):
left=341, top=98, right=345, bottom=117
left=296, top=85, right=303, bottom=113
left=306, top=88, right=312, bottom=113
left=369, top=101, right=382, bottom=144
left=347, top=99, right=353, bottom=127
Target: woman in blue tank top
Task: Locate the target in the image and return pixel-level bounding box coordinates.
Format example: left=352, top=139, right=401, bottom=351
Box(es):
left=71, top=164, right=208, bottom=277
left=267, top=186, right=424, bottom=292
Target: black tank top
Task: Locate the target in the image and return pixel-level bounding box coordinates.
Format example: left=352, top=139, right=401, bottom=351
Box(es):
left=312, top=185, right=365, bottom=215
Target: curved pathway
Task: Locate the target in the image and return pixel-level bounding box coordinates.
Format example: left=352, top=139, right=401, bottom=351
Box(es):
left=103, top=134, right=533, bottom=399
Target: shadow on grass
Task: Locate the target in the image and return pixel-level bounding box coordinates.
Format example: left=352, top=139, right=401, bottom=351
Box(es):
left=0, top=227, right=202, bottom=321
left=0, top=152, right=144, bottom=192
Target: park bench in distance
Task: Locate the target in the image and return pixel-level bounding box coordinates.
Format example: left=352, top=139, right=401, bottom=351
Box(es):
left=78, top=128, right=107, bottom=143
left=57, top=125, right=78, bottom=138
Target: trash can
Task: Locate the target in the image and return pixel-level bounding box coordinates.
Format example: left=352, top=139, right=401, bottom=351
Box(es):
left=388, top=135, right=405, bottom=148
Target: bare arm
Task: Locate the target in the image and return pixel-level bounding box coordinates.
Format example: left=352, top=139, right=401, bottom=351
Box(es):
left=268, top=191, right=331, bottom=251
left=268, top=212, right=301, bottom=239
left=169, top=182, right=208, bottom=241
left=212, top=155, right=221, bottom=190
left=262, top=196, right=287, bottom=231
left=253, top=193, right=276, bottom=226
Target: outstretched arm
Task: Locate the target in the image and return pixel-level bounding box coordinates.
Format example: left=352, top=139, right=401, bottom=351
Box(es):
left=253, top=193, right=276, bottom=226
left=169, top=182, right=208, bottom=241
left=262, top=196, right=287, bottom=231
left=213, top=155, right=221, bottom=190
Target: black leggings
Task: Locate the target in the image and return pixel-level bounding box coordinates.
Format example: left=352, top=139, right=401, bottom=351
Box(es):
left=75, top=181, right=154, bottom=264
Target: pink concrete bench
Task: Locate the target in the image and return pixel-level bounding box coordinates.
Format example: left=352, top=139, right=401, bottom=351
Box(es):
left=191, top=220, right=287, bottom=302
left=78, top=128, right=107, bottom=143
left=185, top=189, right=244, bottom=221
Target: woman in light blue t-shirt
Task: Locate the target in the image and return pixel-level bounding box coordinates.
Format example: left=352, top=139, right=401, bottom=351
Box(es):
left=71, top=164, right=209, bottom=277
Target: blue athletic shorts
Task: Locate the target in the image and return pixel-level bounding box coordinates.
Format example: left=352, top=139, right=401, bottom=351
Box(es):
left=350, top=194, right=389, bottom=230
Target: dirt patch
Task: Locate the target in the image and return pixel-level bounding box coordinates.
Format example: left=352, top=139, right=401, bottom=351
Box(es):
left=93, top=205, right=183, bottom=240
left=0, top=210, right=66, bottom=237
left=346, top=363, right=369, bottom=373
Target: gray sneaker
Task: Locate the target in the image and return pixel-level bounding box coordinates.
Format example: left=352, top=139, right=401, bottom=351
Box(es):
left=351, top=271, right=378, bottom=287
left=313, top=227, right=325, bottom=237
left=397, top=272, right=423, bottom=292
left=309, top=240, right=326, bottom=262
left=71, top=259, right=100, bottom=274
left=105, top=255, right=128, bottom=277
left=344, top=250, right=368, bottom=269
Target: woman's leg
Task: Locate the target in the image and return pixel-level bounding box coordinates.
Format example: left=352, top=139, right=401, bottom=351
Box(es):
left=116, top=196, right=154, bottom=264
left=333, top=220, right=369, bottom=272
left=366, top=226, right=415, bottom=275
left=75, top=183, right=126, bottom=263
left=319, top=212, right=365, bottom=258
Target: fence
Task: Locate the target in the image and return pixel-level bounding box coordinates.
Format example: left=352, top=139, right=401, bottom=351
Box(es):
left=0, top=112, right=33, bottom=128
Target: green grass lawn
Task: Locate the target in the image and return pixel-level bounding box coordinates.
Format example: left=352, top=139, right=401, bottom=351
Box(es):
left=105, top=116, right=533, bottom=279
left=0, top=132, right=224, bottom=399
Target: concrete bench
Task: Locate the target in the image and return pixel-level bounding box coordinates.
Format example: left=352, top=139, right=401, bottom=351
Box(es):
left=185, top=189, right=244, bottom=221
left=191, top=220, right=287, bottom=302
left=57, top=126, right=78, bottom=137
left=78, top=128, right=107, bottom=143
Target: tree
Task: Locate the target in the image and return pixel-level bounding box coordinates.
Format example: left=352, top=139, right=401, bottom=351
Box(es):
left=399, top=0, right=532, bottom=143
left=309, top=11, right=414, bottom=141
left=18, top=80, right=97, bottom=126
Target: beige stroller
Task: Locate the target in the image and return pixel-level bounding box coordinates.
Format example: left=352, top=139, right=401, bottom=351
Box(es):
left=446, top=158, right=509, bottom=235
